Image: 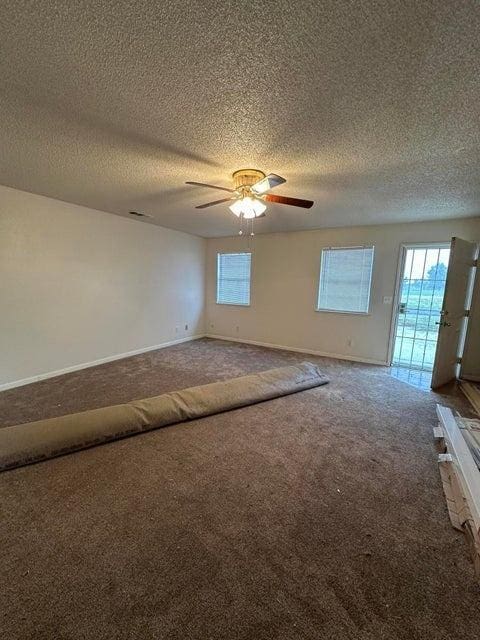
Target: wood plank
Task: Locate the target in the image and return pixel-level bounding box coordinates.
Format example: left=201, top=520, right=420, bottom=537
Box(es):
left=462, top=429, right=480, bottom=468
left=464, top=521, right=480, bottom=578
left=436, top=405, right=480, bottom=532
left=433, top=425, right=446, bottom=453
left=438, top=453, right=469, bottom=530
left=460, top=381, right=480, bottom=417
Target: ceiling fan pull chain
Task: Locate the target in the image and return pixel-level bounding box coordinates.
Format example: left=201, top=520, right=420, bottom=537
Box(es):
left=246, top=218, right=254, bottom=250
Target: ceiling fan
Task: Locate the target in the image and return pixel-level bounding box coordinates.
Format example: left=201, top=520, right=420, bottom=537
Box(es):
left=186, top=169, right=314, bottom=219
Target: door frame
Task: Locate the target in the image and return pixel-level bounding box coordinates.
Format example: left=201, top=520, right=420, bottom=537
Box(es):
left=460, top=255, right=480, bottom=382
left=387, top=241, right=451, bottom=367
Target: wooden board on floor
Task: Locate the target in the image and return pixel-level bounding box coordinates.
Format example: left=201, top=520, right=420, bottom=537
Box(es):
left=435, top=404, right=480, bottom=582
left=460, top=381, right=480, bottom=417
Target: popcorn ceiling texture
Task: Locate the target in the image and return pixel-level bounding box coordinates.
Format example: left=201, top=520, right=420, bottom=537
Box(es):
left=0, top=0, right=479, bottom=237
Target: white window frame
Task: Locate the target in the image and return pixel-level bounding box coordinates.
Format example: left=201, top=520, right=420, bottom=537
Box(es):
left=316, top=245, right=374, bottom=315
left=216, top=252, right=252, bottom=306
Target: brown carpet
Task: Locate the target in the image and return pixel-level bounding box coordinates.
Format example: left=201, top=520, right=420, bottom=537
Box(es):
left=0, top=338, right=478, bottom=639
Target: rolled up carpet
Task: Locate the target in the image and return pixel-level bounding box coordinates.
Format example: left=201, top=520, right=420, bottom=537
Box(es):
left=0, top=362, right=328, bottom=472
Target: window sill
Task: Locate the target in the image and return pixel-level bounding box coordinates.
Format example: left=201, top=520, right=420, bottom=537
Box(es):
left=216, top=302, right=251, bottom=307
left=315, top=308, right=370, bottom=316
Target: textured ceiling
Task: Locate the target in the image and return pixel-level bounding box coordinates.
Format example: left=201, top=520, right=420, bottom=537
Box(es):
left=0, top=0, right=479, bottom=237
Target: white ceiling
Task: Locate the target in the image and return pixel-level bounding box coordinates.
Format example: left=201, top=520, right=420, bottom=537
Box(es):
left=0, top=0, right=479, bottom=237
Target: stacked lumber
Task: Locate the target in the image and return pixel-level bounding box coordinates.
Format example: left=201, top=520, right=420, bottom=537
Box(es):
left=458, top=418, right=480, bottom=469
left=434, top=405, right=480, bottom=581
left=460, top=381, right=480, bottom=417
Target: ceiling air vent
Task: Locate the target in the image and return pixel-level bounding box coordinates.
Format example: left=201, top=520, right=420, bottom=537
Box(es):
left=129, top=211, right=153, bottom=219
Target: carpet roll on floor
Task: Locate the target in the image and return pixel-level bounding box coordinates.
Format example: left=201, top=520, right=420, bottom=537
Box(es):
left=0, top=362, right=328, bottom=471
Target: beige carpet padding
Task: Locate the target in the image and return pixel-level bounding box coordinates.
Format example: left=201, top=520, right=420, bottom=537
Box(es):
left=0, top=362, right=328, bottom=471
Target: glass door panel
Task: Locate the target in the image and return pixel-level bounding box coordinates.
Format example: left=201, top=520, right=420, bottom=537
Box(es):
left=392, top=245, right=450, bottom=375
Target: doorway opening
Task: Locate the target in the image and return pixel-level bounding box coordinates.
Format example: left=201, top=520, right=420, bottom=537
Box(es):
left=390, top=244, right=451, bottom=390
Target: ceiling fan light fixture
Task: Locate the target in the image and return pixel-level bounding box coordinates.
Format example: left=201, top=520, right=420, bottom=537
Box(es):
left=229, top=196, right=266, bottom=219
left=229, top=199, right=244, bottom=217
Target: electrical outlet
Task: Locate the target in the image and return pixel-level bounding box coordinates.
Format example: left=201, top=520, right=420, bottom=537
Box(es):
left=236, top=326, right=240, bottom=333
left=210, top=323, right=214, bottom=329
left=185, top=324, right=188, bottom=331
left=347, top=338, right=354, bottom=347
left=175, top=326, right=179, bottom=333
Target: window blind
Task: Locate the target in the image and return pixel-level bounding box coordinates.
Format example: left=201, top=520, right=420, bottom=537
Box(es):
left=217, top=252, right=251, bottom=305
left=317, top=246, right=374, bottom=313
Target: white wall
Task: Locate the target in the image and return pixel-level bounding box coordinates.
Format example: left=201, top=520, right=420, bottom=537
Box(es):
left=0, top=185, right=206, bottom=387
left=206, top=218, right=480, bottom=365
left=2, top=185, right=478, bottom=388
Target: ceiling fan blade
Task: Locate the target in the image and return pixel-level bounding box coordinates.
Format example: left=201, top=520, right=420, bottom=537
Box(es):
left=251, top=173, right=286, bottom=194
left=264, top=193, right=314, bottom=209
left=195, top=197, right=234, bottom=209
left=186, top=181, right=235, bottom=193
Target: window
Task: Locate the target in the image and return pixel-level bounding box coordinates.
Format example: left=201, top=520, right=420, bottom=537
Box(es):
left=317, top=246, right=374, bottom=314
left=217, top=252, right=252, bottom=305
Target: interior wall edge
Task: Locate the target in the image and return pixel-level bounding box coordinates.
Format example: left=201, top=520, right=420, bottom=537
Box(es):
left=205, top=334, right=389, bottom=367
left=0, top=335, right=206, bottom=393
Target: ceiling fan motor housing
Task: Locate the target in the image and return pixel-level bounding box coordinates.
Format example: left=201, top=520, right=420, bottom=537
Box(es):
left=232, top=169, right=266, bottom=192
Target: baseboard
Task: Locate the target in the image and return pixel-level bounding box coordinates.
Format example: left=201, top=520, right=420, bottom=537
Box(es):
left=461, top=375, right=480, bottom=383
left=0, top=335, right=206, bottom=392
left=1, top=333, right=387, bottom=392
left=205, top=334, right=388, bottom=366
